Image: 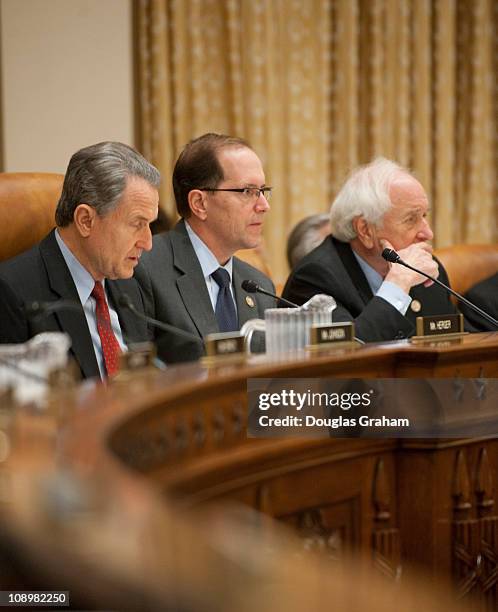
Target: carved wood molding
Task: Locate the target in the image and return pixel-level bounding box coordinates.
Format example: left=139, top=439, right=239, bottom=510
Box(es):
left=372, top=529, right=401, bottom=581
left=452, top=450, right=472, bottom=514
left=373, top=457, right=391, bottom=522
left=475, top=448, right=495, bottom=514
left=452, top=448, right=498, bottom=607
left=295, top=508, right=342, bottom=560
left=372, top=458, right=400, bottom=580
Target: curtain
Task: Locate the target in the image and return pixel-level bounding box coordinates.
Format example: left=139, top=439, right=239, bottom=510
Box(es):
left=136, top=0, right=497, bottom=283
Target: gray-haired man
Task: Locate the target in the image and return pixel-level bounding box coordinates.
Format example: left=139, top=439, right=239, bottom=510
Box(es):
left=0, top=141, right=160, bottom=379
left=282, top=157, right=459, bottom=342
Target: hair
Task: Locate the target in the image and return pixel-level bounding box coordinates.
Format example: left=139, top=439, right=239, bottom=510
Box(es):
left=150, top=207, right=172, bottom=235
left=329, top=157, right=409, bottom=242
left=55, top=141, right=161, bottom=227
left=172, top=132, right=252, bottom=218
left=286, top=213, right=330, bottom=269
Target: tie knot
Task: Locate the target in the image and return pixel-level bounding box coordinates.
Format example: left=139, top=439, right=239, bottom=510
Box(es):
left=91, top=281, right=105, bottom=302
left=212, top=268, right=231, bottom=289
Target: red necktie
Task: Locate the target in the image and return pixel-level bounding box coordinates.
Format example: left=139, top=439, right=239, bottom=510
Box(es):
left=91, top=281, right=121, bottom=377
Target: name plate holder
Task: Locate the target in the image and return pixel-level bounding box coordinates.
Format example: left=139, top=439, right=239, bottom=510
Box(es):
left=411, top=313, right=467, bottom=343
left=115, top=342, right=157, bottom=380
left=203, top=332, right=246, bottom=365
left=308, top=322, right=359, bottom=350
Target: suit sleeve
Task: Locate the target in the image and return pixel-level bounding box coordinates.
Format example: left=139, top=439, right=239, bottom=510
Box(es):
left=461, top=274, right=498, bottom=332
left=282, top=263, right=414, bottom=342
left=133, top=263, right=157, bottom=322
left=0, top=277, right=30, bottom=343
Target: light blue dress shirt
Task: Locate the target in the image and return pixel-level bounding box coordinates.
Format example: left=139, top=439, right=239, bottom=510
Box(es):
left=352, top=250, right=411, bottom=315
left=55, top=230, right=126, bottom=379
left=185, top=221, right=237, bottom=315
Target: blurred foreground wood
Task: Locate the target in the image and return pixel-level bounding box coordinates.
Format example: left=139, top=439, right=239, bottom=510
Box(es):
left=2, top=333, right=498, bottom=610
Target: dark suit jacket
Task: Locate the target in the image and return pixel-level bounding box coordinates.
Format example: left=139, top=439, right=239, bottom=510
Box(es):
left=0, top=230, right=149, bottom=379
left=462, top=272, right=498, bottom=331
left=135, top=220, right=277, bottom=363
left=282, top=236, right=458, bottom=342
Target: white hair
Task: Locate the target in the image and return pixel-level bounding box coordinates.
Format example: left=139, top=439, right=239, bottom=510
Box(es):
left=286, top=213, right=330, bottom=268
left=330, top=157, right=410, bottom=242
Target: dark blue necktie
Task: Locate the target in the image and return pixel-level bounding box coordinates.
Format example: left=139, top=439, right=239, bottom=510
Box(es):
left=211, top=268, right=238, bottom=332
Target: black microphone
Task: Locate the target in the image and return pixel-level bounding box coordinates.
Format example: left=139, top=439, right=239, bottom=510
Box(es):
left=381, top=248, right=401, bottom=264
left=381, top=248, right=498, bottom=329
left=118, top=294, right=204, bottom=345
left=25, top=300, right=82, bottom=318
left=26, top=297, right=136, bottom=349
left=241, top=279, right=299, bottom=308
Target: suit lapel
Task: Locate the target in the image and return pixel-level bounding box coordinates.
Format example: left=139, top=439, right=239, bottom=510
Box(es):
left=171, top=222, right=219, bottom=338
left=233, top=261, right=260, bottom=325
left=334, top=238, right=374, bottom=306
left=39, top=231, right=99, bottom=379
left=107, top=279, right=148, bottom=345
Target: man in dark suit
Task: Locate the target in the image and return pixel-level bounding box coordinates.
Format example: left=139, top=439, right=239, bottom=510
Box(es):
left=135, top=133, right=276, bottom=363
left=0, top=141, right=160, bottom=379
left=282, top=157, right=458, bottom=342
left=461, top=273, right=498, bottom=331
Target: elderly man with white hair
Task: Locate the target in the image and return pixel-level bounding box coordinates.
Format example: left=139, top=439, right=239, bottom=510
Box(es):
left=282, top=157, right=459, bottom=342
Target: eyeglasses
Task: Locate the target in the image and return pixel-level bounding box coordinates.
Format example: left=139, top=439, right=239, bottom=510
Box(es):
left=199, top=187, right=272, bottom=201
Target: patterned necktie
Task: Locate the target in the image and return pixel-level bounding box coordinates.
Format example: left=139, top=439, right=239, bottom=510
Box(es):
left=91, top=281, right=121, bottom=377
left=211, top=268, right=238, bottom=332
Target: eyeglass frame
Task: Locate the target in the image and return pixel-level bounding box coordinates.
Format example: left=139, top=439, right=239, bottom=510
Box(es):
left=197, top=186, right=272, bottom=200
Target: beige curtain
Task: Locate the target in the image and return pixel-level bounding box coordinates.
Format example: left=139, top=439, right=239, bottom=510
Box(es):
left=136, top=0, right=497, bottom=284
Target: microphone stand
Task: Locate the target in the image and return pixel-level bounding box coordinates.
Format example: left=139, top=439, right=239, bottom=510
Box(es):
left=383, top=249, right=498, bottom=329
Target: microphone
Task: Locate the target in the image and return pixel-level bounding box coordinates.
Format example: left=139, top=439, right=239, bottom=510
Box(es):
left=118, top=294, right=204, bottom=345
left=25, top=297, right=138, bottom=350
left=381, top=248, right=401, bottom=264
left=25, top=300, right=82, bottom=318
left=241, top=280, right=299, bottom=308
left=381, top=248, right=498, bottom=329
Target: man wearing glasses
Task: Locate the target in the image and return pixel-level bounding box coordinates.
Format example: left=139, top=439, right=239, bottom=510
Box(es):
left=135, top=133, right=275, bottom=363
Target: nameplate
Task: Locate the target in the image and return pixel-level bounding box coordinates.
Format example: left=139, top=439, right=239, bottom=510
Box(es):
left=414, top=314, right=465, bottom=339
left=309, top=322, right=356, bottom=348
left=205, top=332, right=245, bottom=359
left=119, top=342, right=156, bottom=372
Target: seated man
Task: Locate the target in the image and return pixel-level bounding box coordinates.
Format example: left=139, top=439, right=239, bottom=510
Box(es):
left=282, top=157, right=458, bottom=342
left=135, top=133, right=276, bottom=363
left=286, top=213, right=330, bottom=269
left=461, top=273, right=498, bottom=331
left=0, top=141, right=160, bottom=379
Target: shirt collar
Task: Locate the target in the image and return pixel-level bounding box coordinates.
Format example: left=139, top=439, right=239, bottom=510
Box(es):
left=185, top=221, right=233, bottom=280
left=352, top=249, right=383, bottom=295
left=55, top=229, right=100, bottom=304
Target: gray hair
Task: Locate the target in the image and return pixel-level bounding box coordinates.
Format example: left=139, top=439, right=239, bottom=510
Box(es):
left=287, top=213, right=330, bottom=269
left=330, top=157, right=408, bottom=242
left=55, top=141, right=161, bottom=227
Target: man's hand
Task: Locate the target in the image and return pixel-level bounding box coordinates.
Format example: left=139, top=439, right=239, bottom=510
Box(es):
left=383, top=240, right=439, bottom=293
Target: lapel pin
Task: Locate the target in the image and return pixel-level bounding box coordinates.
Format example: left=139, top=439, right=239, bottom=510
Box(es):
left=410, top=299, right=422, bottom=313
left=246, top=296, right=255, bottom=308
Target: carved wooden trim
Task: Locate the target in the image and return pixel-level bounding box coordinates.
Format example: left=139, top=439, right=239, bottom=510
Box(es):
left=372, top=528, right=401, bottom=581
left=373, top=457, right=390, bottom=522
left=295, top=508, right=342, bottom=559
left=453, top=450, right=472, bottom=514
left=453, top=516, right=498, bottom=606
left=371, top=458, right=400, bottom=580
left=476, top=448, right=495, bottom=514
left=480, top=517, right=498, bottom=600
left=453, top=519, right=479, bottom=598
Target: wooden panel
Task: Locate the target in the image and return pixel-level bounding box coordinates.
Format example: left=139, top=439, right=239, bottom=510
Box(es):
left=4, top=332, right=498, bottom=609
